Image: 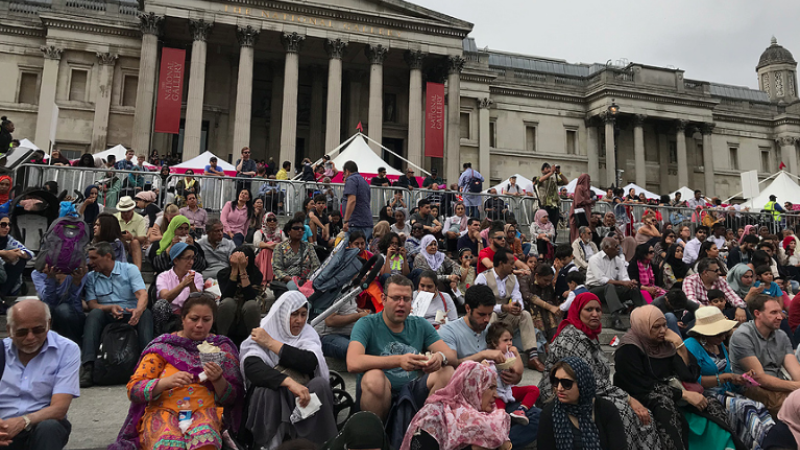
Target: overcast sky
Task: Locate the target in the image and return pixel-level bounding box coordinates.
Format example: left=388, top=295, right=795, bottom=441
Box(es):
left=414, top=0, right=800, bottom=89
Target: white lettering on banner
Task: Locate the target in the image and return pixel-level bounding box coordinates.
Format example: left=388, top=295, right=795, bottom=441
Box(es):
left=163, top=62, right=183, bottom=102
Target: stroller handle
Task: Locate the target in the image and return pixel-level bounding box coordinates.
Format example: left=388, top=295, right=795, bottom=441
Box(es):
left=344, top=254, right=384, bottom=293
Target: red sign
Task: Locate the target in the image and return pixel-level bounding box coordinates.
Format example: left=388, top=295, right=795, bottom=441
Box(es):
left=425, top=82, right=445, bottom=158
left=154, top=48, right=186, bottom=134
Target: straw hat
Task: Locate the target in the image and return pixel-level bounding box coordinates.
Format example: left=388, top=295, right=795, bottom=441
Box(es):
left=116, top=196, right=136, bottom=212
left=690, top=306, right=738, bottom=336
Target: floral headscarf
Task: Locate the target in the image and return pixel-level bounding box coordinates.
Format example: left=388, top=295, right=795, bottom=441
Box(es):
left=261, top=212, right=283, bottom=242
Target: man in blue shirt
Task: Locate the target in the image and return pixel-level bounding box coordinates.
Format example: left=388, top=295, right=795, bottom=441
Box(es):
left=31, top=265, right=87, bottom=344
left=0, top=299, right=80, bottom=449
left=114, top=149, right=135, bottom=171
left=341, top=161, right=373, bottom=241
left=80, top=242, right=152, bottom=388
left=347, top=275, right=456, bottom=421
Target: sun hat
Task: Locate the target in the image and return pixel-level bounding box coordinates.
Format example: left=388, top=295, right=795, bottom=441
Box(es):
left=689, top=306, right=738, bottom=336
left=169, top=242, right=191, bottom=262
left=116, top=196, right=136, bottom=212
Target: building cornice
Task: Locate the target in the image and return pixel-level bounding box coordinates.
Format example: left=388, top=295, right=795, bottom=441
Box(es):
left=490, top=85, right=585, bottom=105
left=39, top=13, right=140, bottom=39
left=712, top=112, right=783, bottom=128
left=0, top=22, right=45, bottom=38
left=587, top=87, right=720, bottom=110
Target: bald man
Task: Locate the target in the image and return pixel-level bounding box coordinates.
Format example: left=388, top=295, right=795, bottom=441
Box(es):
left=0, top=299, right=79, bottom=449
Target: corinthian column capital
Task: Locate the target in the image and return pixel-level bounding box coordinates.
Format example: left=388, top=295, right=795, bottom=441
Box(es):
left=281, top=32, right=305, bottom=54
left=96, top=52, right=118, bottom=65
left=324, top=38, right=348, bottom=60
left=236, top=25, right=260, bottom=48
left=446, top=55, right=466, bottom=74
left=188, top=19, right=213, bottom=42
left=40, top=45, right=63, bottom=60
left=405, top=50, right=425, bottom=70
left=138, top=12, right=164, bottom=36
left=366, top=44, right=388, bottom=65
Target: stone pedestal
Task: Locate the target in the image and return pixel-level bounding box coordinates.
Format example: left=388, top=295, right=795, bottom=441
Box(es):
left=324, top=39, right=346, bottom=153
left=478, top=98, right=492, bottom=177
left=366, top=45, right=388, bottom=154
left=675, top=120, right=689, bottom=188
left=183, top=19, right=212, bottom=160
left=603, top=113, right=616, bottom=187
left=633, top=114, right=646, bottom=187
left=279, top=32, right=304, bottom=165
left=446, top=56, right=465, bottom=185
left=90, top=52, right=118, bottom=153
left=702, top=123, right=716, bottom=196
left=131, top=13, right=162, bottom=154
left=585, top=119, right=599, bottom=183
left=405, top=50, right=424, bottom=167
left=232, top=26, right=259, bottom=155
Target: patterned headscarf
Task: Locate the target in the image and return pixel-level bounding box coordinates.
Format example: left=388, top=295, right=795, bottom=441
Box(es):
left=400, top=361, right=510, bottom=450
left=260, top=212, right=283, bottom=243
left=739, top=225, right=755, bottom=244
left=551, top=356, right=601, bottom=450
left=420, top=234, right=445, bottom=271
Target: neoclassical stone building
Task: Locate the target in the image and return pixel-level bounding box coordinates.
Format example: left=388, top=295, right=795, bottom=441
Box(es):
left=1, top=0, right=799, bottom=198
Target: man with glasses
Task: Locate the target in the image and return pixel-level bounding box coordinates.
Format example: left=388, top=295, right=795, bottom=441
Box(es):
left=682, top=225, right=709, bottom=266
left=235, top=147, right=257, bottom=192
left=586, top=238, right=645, bottom=330
left=683, top=257, right=748, bottom=322
left=394, top=167, right=419, bottom=190
left=0, top=299, right=80, bottom=449
left=196, top=219, right=235, bottom=279
left=342, top=161, right=373, bottom=240
left=477, top=227, right=530, bottom=275
left=370, top=167, right=390, bottom=187
left=347, top=275, right=456, bottom=422
left=80, top=242, right=152, bottom=388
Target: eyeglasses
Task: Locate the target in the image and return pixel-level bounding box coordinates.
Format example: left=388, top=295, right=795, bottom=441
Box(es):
left=13, top=326, right=47, bottom=338
left=386, top=295, right=412, bottom=303
left=493, top=236, right=506, bottom=241
left=705, top=269, right=722, bottom=274
left=550, top=376, right=575, bottom=391
left=0, top=223, right=9, bottom=228
left=243, top=152, right=250, bottom=155
left=291, top=226, right=304, bottom=231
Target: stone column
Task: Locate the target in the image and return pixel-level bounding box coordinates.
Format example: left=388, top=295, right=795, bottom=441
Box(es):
left=90, top=52, right=118, bottom=153
left=478, top=98, right=493, bottom=176
left=603, top=112, right=616, bottom=187
left=34, top=45, right=62, bottom=150
left=182, top=19, right=212, bottom=160
left=324, top=39, right=347, bottom=153
left=232, top=25, right=259, bottom=155
left=405, top=50, right=425, bottom=167
left=268, top=63, right=283, bottom=158
left=446, top=56, right=465, bottom=186
left=309, top=66, right=325, bottom=159
left=279, top=32, right=305, bottom=165
left=347, top=71, right=364, bottom=135
left=366, top=45, right=388, bottom=154
left=701, top=123, right=716, bottom=196
left=675, top=119, right=689, bottom=187
left=778, top=136, right=798, bottom=175
left=131, top=12, right=162, bottom=154
left=585, top=118, right=599, bottom=183
left=633, top=114, right=646, bottom=187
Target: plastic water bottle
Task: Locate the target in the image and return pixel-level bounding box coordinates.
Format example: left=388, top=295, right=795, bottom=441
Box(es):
left=178, top=397, right=193, bottom=434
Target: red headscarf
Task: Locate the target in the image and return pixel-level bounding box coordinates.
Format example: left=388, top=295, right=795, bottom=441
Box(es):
left=552, top=292, right=602, bottom=342
left=0, top=175, right=12, bottom=205
left=784, top=236, right=796, bottom=256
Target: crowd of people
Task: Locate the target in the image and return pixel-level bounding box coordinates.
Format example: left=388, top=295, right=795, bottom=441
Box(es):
left=3, top=143, right=800, bottom=450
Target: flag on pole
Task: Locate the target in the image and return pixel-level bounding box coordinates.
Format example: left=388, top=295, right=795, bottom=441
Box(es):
left=356, top=122, right=364, bottom=133
left=780, top=161, right=787, bottom=170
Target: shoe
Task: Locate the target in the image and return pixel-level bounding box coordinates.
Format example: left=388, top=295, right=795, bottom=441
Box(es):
left=527, top=356, right=545, bottom=372
left=510, top=410, right=529, bottom=426
left=80, top=363, right=94, bottom=388
left=610, top=313, right=627, bottom=331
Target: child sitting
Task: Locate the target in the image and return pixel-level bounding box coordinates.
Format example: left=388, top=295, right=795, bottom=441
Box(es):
left=483, top=323, right=540, bottom=426
left=454, top=248, right=476, bottom=308
left=554, top=245, right=579, bottom=300
left=559, top=271, right=588, bottom=312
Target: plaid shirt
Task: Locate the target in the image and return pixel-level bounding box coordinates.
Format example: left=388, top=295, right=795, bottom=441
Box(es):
left=682, top=273, right=744, bottom=308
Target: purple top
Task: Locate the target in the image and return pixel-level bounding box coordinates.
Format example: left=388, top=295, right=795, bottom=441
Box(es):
left=220, top=201, right=249, bottom=236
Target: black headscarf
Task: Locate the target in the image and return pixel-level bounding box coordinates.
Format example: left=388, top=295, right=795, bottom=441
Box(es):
left=322, top=412, right=391, bottom=450
left=77, top=154, right=96, bottom=168
left=83, top=185, right=100, bottom=226
left=665, top=244, right=690, bottom=280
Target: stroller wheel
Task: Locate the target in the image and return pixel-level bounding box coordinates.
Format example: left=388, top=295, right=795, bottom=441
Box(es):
left=332, top=388, right=355, bottom=430
left=329, top=371, right=345, bottom=391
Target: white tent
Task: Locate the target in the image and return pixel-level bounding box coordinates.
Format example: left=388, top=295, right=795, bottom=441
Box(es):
left=18, top=138, right=40, bottom=151
left=484, top=174, right=534, bottom=194
left=743, top=171, right=800, bottom=208
left=92, top=144, right=157, bottom=168
left=565, top=177, right=606, bottom=197
left=330, top=135, right=403, bottom=176
left=171, top=151, right=237, bottom=175
left=622, top=183, right=659, bottom=200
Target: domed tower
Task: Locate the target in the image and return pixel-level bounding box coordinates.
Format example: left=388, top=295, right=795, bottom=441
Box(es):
left=757, top=37, right=798, bottom=103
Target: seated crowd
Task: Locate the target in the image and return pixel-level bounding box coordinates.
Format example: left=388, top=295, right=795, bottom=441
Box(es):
left=5, top=159, right=800, bottom=450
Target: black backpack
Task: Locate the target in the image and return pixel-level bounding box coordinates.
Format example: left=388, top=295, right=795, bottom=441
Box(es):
left=467, top=170, right=482, bottom=193
left=93, top=322, right=140, bottom=385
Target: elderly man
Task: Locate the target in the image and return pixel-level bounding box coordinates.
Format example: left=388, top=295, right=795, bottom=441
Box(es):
left=474, top=248, right=543, bottom=371
left=730, top=294, right=800, bottom=416
left=0, top=299, right=80, bottom=449
left=80, top=242, right=151, bottom=388
left=586, top=237, right=645, bottom=330
left=682, top=257, right=748, bottom=322
left=196, top=219, right=235, bottom=279
left=347, top=275, right=456, bottom=421
left=179, top=192, right=207, bottom=237
left=571, top=225, right=598, bottom=271
left=394, top=168, right=419, bottom=190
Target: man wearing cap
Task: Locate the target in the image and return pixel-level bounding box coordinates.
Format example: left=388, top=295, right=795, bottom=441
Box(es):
left=422, top=168, right=443, bottom=189
left=114, top=196, right=147, bottom=248
left=764, top=194, right=785, bottom=226
left=394, top=168, right=419, bottom=190
left=502, top=175, right=525, bottom=196
left=80, top=241, right=152, bottom=388
left=204, top=156, right=224, bottom=177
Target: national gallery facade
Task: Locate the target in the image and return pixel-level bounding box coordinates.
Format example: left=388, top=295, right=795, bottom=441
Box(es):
left=2, top=0, right=800, bottom=198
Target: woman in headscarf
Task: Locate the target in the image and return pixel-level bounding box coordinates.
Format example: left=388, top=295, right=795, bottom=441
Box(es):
left=628, top=243, right=667, bottom=302
left=254, top=212, right=285, bottom=285
left=620, top=234, right=637, bottom=262
left=662, top=244, right=692, bottom=290
left=240, top=291, right=338, bottom=449
left=79, top=185, right=103, bottom=231
left=531, top=209, right=555, bottom=261
left=369, top=220, right=391, bottom=256
left=412, top=234, right=460, bottom=287
left=538, top=356, right=627, bottom=450
left=739, top=224, right=756, bottom=245
left=614, top=305, right=745, bottom=450
left=765, top=389, right=800, bottom=450
left=134, top=190, right=161, bottom=228
left=540, top=293, right=659, bottom=450
left=400, top=360, right=511, bottom=450
left=443, top=201, right=469, bottom=254
left=152, top=214, right=206, bottom=273
left=77, top=153, right=96, bottom=168
left=0, top=175, right=12, bottom=205
left=322, top=411, right=391, bottom=450
left=504, top=223, right=525, bottom=261
left=154, top=165, right=171, bottom=205
left=109, top=294, right=244, bottom=450
left=217, top=245, right=264, bottom=338
left=569, top=174, right=594, bottom=243
left=727, top=263, right=756, bottom=301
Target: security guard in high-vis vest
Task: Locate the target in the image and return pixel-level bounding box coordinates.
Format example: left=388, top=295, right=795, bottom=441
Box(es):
left=764, top=194, right=784, bottom=223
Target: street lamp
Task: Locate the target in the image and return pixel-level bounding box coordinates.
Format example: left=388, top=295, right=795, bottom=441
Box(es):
left=607, top=99, right=620, bottom=187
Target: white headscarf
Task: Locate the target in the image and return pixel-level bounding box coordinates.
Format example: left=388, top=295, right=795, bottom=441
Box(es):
left=239, top=291, right=329, bottom=379
left=420, top=234, right=445, bottom=271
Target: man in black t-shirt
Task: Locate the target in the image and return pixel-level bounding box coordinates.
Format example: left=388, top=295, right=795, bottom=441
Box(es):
left=370, top=167, right=391, bottom=187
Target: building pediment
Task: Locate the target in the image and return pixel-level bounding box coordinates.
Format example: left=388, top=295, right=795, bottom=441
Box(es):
left=297, top=0, right=473, bottom=33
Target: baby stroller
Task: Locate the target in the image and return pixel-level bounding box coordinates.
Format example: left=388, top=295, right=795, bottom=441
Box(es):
left=9, top=187, right=60, bottom=255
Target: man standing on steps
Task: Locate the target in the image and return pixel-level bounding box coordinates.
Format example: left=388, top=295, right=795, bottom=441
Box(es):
left=531, top=163, right=567, bottom=239
left=586, top=238, right=645, bottom=330
left=458, top=162, right=484, bottom=219
left=235, top=147, right=257, bottom=192
left=342, top=161, right=373, bottom=241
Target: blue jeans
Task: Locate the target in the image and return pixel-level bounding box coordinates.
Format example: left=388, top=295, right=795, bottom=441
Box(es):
left=506, top=401, right=541, bottom=448
left=664, top=312, right=680, bottom=336
left=52, top=303, right=85, bottom=344
left=349, top=227, right=372, bottom=242
left=81, top=308, right=154, bottom=364
left=321, top=334, right=350, bottom=360
left=466, top=205, right=479, bottom=219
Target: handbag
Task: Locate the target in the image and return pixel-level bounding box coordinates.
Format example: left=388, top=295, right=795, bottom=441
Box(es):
left=574, top=208, right=589, bottom=227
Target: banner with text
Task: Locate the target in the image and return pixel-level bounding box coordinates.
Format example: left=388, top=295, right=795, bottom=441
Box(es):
left=154, top=48, right=186, bottom=134
left=425, top=82, right=445, bottom=158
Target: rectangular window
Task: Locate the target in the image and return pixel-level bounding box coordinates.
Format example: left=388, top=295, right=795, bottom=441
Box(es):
left=696, top=143, right=705, bottom=167
left=761, top=149, right=772, bottom=173
left=459, top=113, right=470, bottom=139
left=17, top=72, right=39, bottom=104
left=730, top=148, right=739, bottom=170
left=68, top=69, right=88, bottom=102
left=121, top=75, right=138, bottom=107
left=565, top=129, right=577, bottom=155
left=526, top=126, right=537, bottom=152
left=489, top=120, right=496, bottom=148
left=669, top=141, right=677, bottom=164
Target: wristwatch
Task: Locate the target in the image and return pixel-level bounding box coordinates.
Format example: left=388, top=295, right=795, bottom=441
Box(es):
left=437, top=351, right=449, bottom=366
left=22, top=415, right=32, bottom=431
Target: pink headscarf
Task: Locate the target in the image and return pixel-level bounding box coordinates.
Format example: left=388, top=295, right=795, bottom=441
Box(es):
left=739, top=225, right=755, bottom=244
left=534, top=209, right=554, bottom=233
left=778, top=389, right=800, bottom=446
left=400, top=361, right=510, bottom=450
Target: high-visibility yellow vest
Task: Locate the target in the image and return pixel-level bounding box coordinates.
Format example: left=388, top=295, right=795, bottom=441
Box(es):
left=764, top=201, right=781, bottom=221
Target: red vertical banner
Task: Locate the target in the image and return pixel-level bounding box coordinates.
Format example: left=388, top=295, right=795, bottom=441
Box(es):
left=154, top=48, right=186, bottom=134
left=425, top=82, right=445, bottom=158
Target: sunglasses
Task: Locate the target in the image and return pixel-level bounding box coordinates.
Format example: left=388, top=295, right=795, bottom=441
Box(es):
left=493, top=236, right=506, bottom=241
left=266, top=218, right=277, bottom=223
left=14, top=326, right=47, bottom=338
left=0, top=223, right=9, bottom=228
left=291, top=226, right=304, bottom=231
left=550, top=376, right=575, bottom=391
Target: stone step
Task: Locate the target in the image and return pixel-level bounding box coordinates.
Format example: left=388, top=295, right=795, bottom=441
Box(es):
left=600, top=314, right=630, bottom=329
